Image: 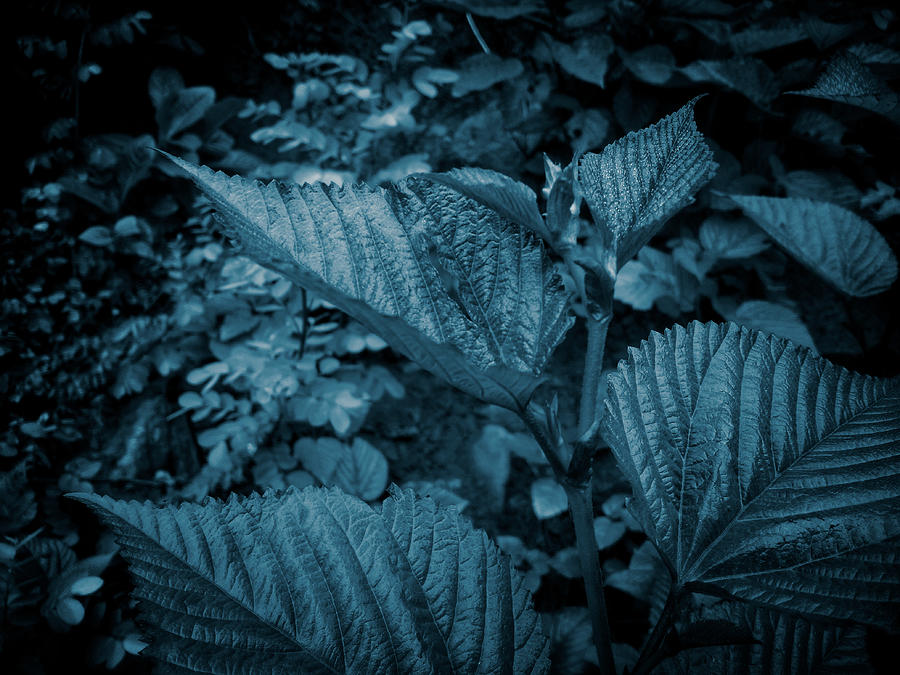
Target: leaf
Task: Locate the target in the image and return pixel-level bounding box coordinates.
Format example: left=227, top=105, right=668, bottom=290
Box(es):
left=729, top=195, right=897, bottom=297
left=451, top=53, right=524, bottom=97
left=698, top=215, right=769, bottom=260
left=787, top=52, right=900, bottom=123
left=730, top=22, right=809, bottom=55
left=164, top=154, right=572, bottom=410
left=293, top=437, right=388, bottom=501
left=622, top=45, right=677, bottom=85
left=680, top=58, right=778, bottom=108
left=148, top=67, right=184, bottom=110
left=592, top=516, right=626, bottom=550
left=419, top=167, right=549, bottom=242
left=602, top=321, right=900, bottom=627
left=437, top=0, right=545, bottom=19
left=733, top=300, right=816, bottom=352
left=606, top=541, right=670, bottom=624
left=551, top=35, right=615, bottom=88
left=157, top=86, right=216, bottom=140
left=667, top=603, right=874, bottom=674
left=580, top=98, right=717, bottom=267
left=71, top=487, right=550, bottom=673
left=79, top=226, right=114, bottom=247
left=531, top=477, right=568, bottom=520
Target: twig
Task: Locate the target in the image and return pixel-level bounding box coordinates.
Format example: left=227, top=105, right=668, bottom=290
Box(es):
left=466, top=13, right=491, bottom=54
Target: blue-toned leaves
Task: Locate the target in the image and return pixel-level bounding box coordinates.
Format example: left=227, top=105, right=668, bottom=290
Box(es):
left=729, top=195, right=897, bottom=297
left=165, top=155, right=572, bottom=410
left=602, top=321, right=900, bottom=628
left=579, top=98, right=717, bottom=268
left=71, top=486, right=550, bottom=674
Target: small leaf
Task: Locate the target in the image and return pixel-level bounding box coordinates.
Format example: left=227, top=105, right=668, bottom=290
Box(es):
left=603, top=321, right=900, bottom=627
left=592, top=516, right=626, bottom=550
left=70, top=487, right=550, bottom=673
left=551, top=35, right=615, bottom=88
left=333, top=438, right=389, bottom=501
left=56, top=597, right=85, bottom=625
left=164, top=154, right=572, bottom=409
left=733, top=300, right=816, bottom=351
left=729, top=195, right=897, bottom=296
left=698, top=215, right=769, bottom=260
left=69, top=575, right=104, bottom=596
left=531, top=477, right=568, bottom=519
left=580, top=98, right=717, bottom=267
left=79, top=226, right=114, bottom=247
left=621, top=45, right=677, bottom=85
left=451, top=53, right=524, bottom=97
left=157, top=86, right=216, bottom=140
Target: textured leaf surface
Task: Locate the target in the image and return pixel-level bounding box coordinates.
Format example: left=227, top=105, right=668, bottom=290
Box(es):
left=419, top=167, right=549, bottom=241
left=602, top=321, right=900, bottom=627
left=787, top=52, right=900, bottom=122
left=666, top=603, right=873, bottom=674
left=580, top=98, right=717, bottom=267
left=730, top=195, right=897, bottom=297
left=71, top=487, right=550, bottom=674
left=166, top=155, right=572, bottom=409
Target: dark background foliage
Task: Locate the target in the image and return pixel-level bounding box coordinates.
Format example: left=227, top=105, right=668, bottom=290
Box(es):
left=4, top=0, right=898, bottom=672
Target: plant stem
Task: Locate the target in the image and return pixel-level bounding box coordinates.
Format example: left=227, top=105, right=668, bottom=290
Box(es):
left=466, top=13, right=491, bottom=54
left=565, top=484, right=616, bottom=675
left=631, top=583, right=680, bottom=675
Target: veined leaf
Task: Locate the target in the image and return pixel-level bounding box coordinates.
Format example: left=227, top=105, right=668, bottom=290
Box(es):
left=667, top=603, right=873, bottom=674
left=729, top=195, right=897, bottom=297
left=71, top=487, right=550, bottom=674
left=580, top=98, right=717, bottom=268
left=680, top=59, right=778, bottom=109
left=165, top=155, right=572, bottom=410
left=603, top=321, right=900, bottom=627
left=419, top=167, right=550, bottom=242
left=787, top=52, right=900, bottom=123
left=551, top=35, right=615, bottom=88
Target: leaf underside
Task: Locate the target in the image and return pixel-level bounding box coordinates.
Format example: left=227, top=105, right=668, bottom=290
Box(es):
left=730, top=195, right=897, bottom=297
left=579, top=97, right=717, bottom=267
left=71, top=487, right=550, bottom=674
left=165, top=154, right=573, bottom=410
left=603, top=321, right=900, bottom=627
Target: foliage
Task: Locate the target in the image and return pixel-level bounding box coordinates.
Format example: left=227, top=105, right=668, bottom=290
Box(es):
left=5, top=0, right=900, bottom=672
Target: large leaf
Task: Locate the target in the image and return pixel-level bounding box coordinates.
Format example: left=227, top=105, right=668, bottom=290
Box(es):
left=680, top=59, right=778, bottom=109
left=71, top=487, right=550, bottom=674
left=165, top=155, right=572, bottom=410
left=666, top=603, right=873, bottom=674
left=729, top=195, right=897, bottom=297
left=602, top=321, right=900, bottom=627
left=579, top=98, right=717, bottom=268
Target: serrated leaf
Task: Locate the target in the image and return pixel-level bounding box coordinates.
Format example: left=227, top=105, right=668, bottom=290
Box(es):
left=787, top=52, right=900, bottom=123
left=580, top=98, right=717, bottom=267
left=71, top=487, right=550, bottom=674
left=666, top=603, right=874, bottom=674
left=602, top=321, right=900, bottom=627
left=729, top=195, right=897, bottom=297
left=419, top=167, right=549, bottom=242
left=551, top=35, right=615, bottom=88
left=165, top=155, right=572, bottom=409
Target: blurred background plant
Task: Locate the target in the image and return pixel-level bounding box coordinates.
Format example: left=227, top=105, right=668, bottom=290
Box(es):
left=4, top=0, right=899, bottom=671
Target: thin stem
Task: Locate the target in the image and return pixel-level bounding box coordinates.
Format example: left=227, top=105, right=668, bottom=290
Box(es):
left=631, top=584, right=681, bottom=675
left=565, top=484, right=616, bottom=675
left=466, top=13, right=491, bottom=54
